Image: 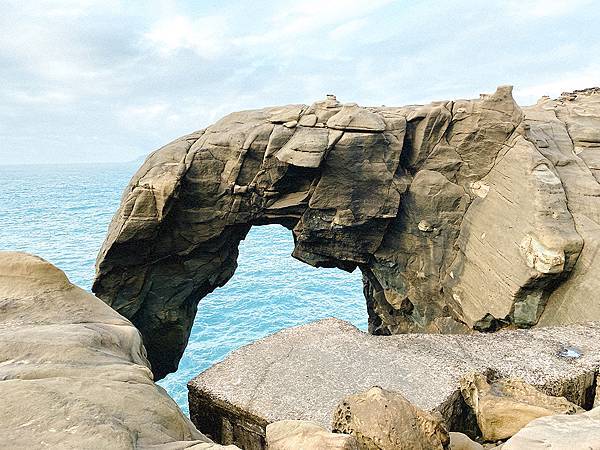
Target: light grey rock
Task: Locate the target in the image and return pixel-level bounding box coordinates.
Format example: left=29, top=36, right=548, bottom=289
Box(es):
left=188, top=318, right=600, bottom=448
left=266, top=420, right=358, bottom=450
left=331, top=386, right=449, bottom=450
left=93, top=87, right=600, bottom=380
left=460, top=373, right=582, bottom=441
left=326, top=104, right=386, bottom=132
left=275, top=126, right=331, bottom=168
left=449, top=432, right=484, bottom=450
left=502, top=404, right=600, bottom=449
left=0, top=252, right=236, bottom=450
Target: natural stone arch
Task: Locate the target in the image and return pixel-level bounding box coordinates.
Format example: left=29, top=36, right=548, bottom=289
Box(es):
left=93, top=88, right=600, bottom=380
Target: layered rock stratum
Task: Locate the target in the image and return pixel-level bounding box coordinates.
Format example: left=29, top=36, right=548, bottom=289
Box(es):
left=93, top=87, right=600, bottom=379
left=0, top=251, right=236, bottom=450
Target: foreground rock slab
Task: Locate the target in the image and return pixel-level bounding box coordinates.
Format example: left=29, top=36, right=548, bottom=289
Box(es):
left=502, top=405, right=600, bottom=449
left=266, top=420, right=358, bottom=450
left=331, top=386, right=449, bottom=449
left=0, top=252, right=236, bottom=450
left=460, top=373, right=581, bottom=441
left=188, top=318, right=600, bottom=448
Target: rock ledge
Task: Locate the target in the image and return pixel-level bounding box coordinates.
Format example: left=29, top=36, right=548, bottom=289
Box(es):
left=189, top=318, right=600, bottom=448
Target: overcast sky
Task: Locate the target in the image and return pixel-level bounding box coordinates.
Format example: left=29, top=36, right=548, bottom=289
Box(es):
left=0, top=0, right=598, bottom=165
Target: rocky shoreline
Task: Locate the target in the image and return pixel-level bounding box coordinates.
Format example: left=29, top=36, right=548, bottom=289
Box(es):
left=188, top=318, right=599, bottom=448
left=0, top=252, right=236, bottom=449
left=3, top=87, right=600, bottom=449
left=4, top=251, right=600, bottom=449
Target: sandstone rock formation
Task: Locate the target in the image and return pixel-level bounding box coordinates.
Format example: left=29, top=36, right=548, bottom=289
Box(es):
left=460, top=373, right=581, bottom=441
left=0, top=251, right=236, bottom=450
left=93, top=87, right=600, bottom=379
left=188, top=318, right=600, bottom=448
left=331, top=386, right=449, bottom=450
left=266, top=420, right=358, bottom=450
left=448, top=432, right=484, bottom=450
left=502, top=405, right=600, bottom=449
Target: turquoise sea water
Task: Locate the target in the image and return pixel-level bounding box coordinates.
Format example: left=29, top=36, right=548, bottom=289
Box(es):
left=0, top=163, right=367, bottom=414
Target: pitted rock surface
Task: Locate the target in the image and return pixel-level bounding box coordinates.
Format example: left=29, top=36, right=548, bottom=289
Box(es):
left=93, top=87, right=600, bottom=379
left=460, top=373, right=581, bottom=441
left=331, top=386, right=449, bottom=450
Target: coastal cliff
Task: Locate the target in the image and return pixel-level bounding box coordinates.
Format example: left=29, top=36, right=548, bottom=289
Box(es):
left=93, top=87, right=600, bottom=380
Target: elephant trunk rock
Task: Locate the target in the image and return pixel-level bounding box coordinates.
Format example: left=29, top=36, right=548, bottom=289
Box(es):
left=93, top=87, right=600, bottom=379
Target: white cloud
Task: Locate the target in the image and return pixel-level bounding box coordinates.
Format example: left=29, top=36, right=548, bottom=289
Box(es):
left=44, top=0, right=122, bottom=17
left=505, top=0, right=593, bottom=18
left=143, top=15, right=230, bottom=59
left=7, top=89, right=75, bottom=105
left=328, top=19, right=369, bottom=41
left=514, top=64, right=600, bottom=105
left=273, top=0, right=394, bottom=32
left=0, top=0, right=598, bottom=164
left=232, top=0, right=393, bottom=54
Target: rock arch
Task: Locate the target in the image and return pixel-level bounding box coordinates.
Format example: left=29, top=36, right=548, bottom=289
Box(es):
left=93, top=87, right=600, bottom=380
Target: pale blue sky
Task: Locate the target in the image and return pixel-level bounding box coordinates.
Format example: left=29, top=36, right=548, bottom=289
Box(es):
left=0, top=0, right=598, bottom=165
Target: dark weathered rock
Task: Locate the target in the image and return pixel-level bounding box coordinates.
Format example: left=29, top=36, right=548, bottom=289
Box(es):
left=0, top=251, right=237, bottom=450
left=188, top=318, right=600, bottom=448
left=93, top=88, right=600, bottom=379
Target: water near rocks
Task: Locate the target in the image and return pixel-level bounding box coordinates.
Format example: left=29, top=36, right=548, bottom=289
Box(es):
left=0, top=163, right=367, bottom=414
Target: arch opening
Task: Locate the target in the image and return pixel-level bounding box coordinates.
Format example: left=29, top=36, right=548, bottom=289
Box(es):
left=157, top=224, right=367, bottom=412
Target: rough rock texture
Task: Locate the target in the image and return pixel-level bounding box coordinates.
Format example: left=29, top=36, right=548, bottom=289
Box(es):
left=460, top=373, right=581, bottom=441
left=188, top=318, right=600, bottom=448
left=0, top=251, right=236, bottom=450
left=502, top=406, right=600, bottom=449
left=93, top=87, right=600, bottom=379
left=331, top=386, right=449, bottom=450
left=266, top=420, right=358, bottom=450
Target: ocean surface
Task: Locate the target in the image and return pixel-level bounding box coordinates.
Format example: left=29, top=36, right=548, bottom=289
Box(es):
left=0, top=162, right=367, bottom=414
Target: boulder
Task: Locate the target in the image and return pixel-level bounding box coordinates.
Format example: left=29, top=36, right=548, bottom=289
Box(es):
left=92, top=88, right=600, bottom=380
left=331, top=387, right=449, bottom=450
left=266, top=420, right=358, bottom=450
left=502, top=405, right=600, bottom=449
left=188, top=318, right=600, bottom=448
left=0, top=251, right=236, bottom=450
left=460, top=373, right=581, bottom=441
left=448, top=432, right=483, bottom=450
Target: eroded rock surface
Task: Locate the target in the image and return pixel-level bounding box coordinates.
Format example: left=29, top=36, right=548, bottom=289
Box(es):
left=188, top=318, right=600, bottom=448
left=460, top=373, right=581, bottom=441
left=331, top=386, right=449, bottom=450
left=0, top=251, right=236, bottom=450
left=93, top=87, right=600, bottom=379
